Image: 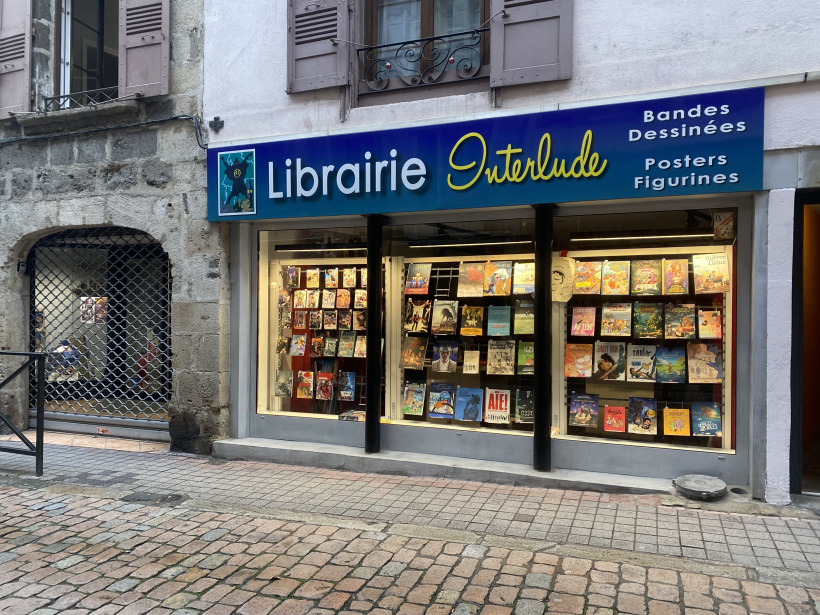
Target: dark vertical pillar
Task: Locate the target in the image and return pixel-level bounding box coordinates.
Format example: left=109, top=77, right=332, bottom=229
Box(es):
left=533, top=204, right=555, bottom=471
left=365, top=215, right=384, bottom=453
left=35, top=354, right=45, bottom=477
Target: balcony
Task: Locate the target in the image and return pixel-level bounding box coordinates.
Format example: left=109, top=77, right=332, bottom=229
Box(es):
left=43, top=87, right=120, bottom=112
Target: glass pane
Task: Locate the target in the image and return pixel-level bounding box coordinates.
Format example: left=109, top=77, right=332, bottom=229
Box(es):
left=434, top=0, right=481, bottom=73
left=377, top=0, right=421, bottom=45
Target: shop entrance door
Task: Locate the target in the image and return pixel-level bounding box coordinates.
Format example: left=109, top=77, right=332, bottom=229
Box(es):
left=801, top=204, right=820, bottom=494
left=27, top=227, right=172, bottom=440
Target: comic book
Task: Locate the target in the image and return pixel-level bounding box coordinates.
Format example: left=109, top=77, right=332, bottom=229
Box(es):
left=431, top=300, right=459, bottom=335
left=571, top=307, right=596, bottom=337
left=353, top=335, right=367, bottom=358
left=630, top=260, right=662, bottom=295
left=290, top=335, right=307, bottom=356
left=293, top=290, right=307, bottom=310
left=431, top=339, right=458, bottom=373
left=663, top=408, right=691, bottom=436
left=602, top=261, right=630, bottom=296
left=335, top=289, right=351, bottom=309
left=401, top=382, right=426, bottom=415
left=462, top=350, right=480, bottom=374
left=569, top=393, right=599, bottom=427
left=285, top=266, right=300, bottom=290
left=338, top=310, right=352, bottom=330
left=306, top=290, right=320, bottom=309
left=337, top=332, right=356, bottom=357
left=400, top=336, right=427, bottom=370
left=665, top=304, right=696, bottom=339
left=603, top=405, right=626, bottom=432
left=315, top=373, right=334, bottom=400
left=276, top=338, right=291, bottom=354
left=514, top=301, right=535, bottom=335
left=360, top=268, right=367, bottom=288
left=309, top=311, right=322, bottom=330
left=428, top=382, right=456, bottom=418
left=278, top=290, right=292, bottom=310
left=309, top=337, right=324, bottom=357
left=455, top=388, right=484, bottom=421
left=354, top=289, right=367, bottom=309
left=296, top=371, right=314, bottom=399
left=337, top=372, right=356, bottom=401
left=323, top=310, right=337, bottom=330
left=517, top=342, right=534, bottom=375
left=305, top=269, right=320, bottom=289
left=484, top=261, right=512, bottom=296
left=457, top=262, right=485, bottom=297
left=693, top=253, right=731, bottom=294
left=323, top=338, right=338, bottom=357
left=405, top=263, right=432, bottom=295
left=324, top=268, right=338, bottom=289
left=573, top=262, right=603, bottom=295
left=353, top=310, right=367, bottom=330
left=626, top=344, right=657, bottom=382
left=662, top=259, right=689, bottom=295
left=404, top=299, right=431, bottom=334
left=460, top=305, right=484, bottom=336
left=487, top=340, right=516, bottom=375
left=487, top=306, right=511, bottom=336
left=322, top=290, right=336, bottom=309
left=627, top=397, right=657, bottom=434
left=564, top=344, right=593, bottom=378
left=293, top=311, right=307, bottom=330
left=516, top=389, right=534, bottom=423
left=342, top=268, right=357, bottom=288
left=513, top=262, right=535, bottom=294
left=697, top=309, right=723, bottom=339
left=280, top=309, right=292, bottom=329
left=274, top=370, right=293, bottom=397
left=592, top=341, right=626, bottom=380
left=691, top=402, right=722, bottom=436
left=655, top=347, right=686, bottom=383
left=633, top=303, right=663, bottom=338
left=484, top=388, right=511, bottom=423
left=686, top=342, right=723, bottom=383
left=601, top=303, right=632, bottom=336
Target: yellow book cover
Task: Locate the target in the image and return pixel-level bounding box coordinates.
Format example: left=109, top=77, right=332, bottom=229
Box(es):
left=663, top=407, right=691, bottom=436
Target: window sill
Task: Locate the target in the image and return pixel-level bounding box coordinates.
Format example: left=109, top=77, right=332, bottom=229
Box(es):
left=357, top=74, right=489, bottom=108
left=14, top=100, right=142, bottom=136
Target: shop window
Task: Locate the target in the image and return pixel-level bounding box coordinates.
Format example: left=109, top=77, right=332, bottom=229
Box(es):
left=552, top=209, right=737, bottom=452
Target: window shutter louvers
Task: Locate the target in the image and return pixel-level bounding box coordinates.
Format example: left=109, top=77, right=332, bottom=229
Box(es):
left=119, top=0, right=170, bottom=98
left=0, top=0, right=32, bottom=120
left=489, top=0, right=573, bottom=88
left=287, top=0, right=349, bottom=94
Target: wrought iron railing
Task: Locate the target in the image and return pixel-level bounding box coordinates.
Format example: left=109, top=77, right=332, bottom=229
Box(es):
left=358, top=28, right=488, bottom=93
left=0, top=352, right=45, bottom=477
left=43, top=86, right=120, bottom=112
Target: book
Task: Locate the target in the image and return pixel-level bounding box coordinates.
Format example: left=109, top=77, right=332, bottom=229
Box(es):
left=428, top=382, right=456, bottom=418
left=338, top=310, right=352, bottom=330
left=293, top=290, right=307, bottom=310
left=552, top=257, right=576, bottom=301
left=431, top=300, right=459, bottom=335
left=309, top=311, right=322, bottom=330
left=338, top=332, right=356, bottom=357
left=306, top=289, right=320, bottom=309
left=323, top=338, right=338, bottom=357
left=290, top=335, right=307, bottom=356
left=360, top=268, right=367, bottom=288
left=338, top=410, right=365, bottom=422
left=626, top=344, right=657, bottom=382
left=487, top=339, right=516, bottom=375
left=455, top=388, right=484, bottom=421
left=687, top=342, right=724, bottom=383
left=515, top=389, right=534, bottom=423
left=627, top=397, right=657, bottom=434
left=274, top=370, right=293, bottom=397
left=514, top=301, right=535, bottom=335
left=315, top=372, right=334, bottom=400
left=713, top=211, right=735, bottom=240
left=310, top=336, right=324, bottom=357
left=335, top=289, right=351, bottom=309
left=343, top=268, right=357, bottom=288
left=517, top=341, right=534, bottom=375
left=663, top=408, right=691, bottom=436
left=663, top=259, right=689, bottom=295
left=665, top=304, right=696, bottom=339
left=401, top=382, right=426, bottom=415
left=697, top=309, right=723, bottom=339
left=570, top=307, right=596, bottom=337
left=633, top=303, right=663, bottom=338
left=602, top=261, right=630, bottom=296
left=325, top=268, right=338, bottom=289
left=276, top=338, right=291, bottom=354
left=487, top=306, right=511, bottom=336
left=630, top=260, right=662, bottom=295
left=513, top=262, right=535, bottom=295
left=305, top=269, right=320, bottom=288
left=593, top=341, right=626, bottom=380
left=457, top=263, right=485, bottom=298
left=463, top=350, right=480, bottom=374
left=293, top=311, right=307, bottom=330
left=603, top=405, right=626, bottom=432
left=601, top=303, right=632, bottom=336
left=655, top=347, right=686, bottom=383
left=693, top=253, right=731, bottom=294
left=296, top=371, right=314, bottom=398
left=354, top=289, right=367, bottom=309
left=564, top=344, right=593, bottom=378
left=338, top=372, right=356, bottom=401
left=322, top=289, right=336, bottom=309
left=353, top=310, right=367, bottom=331
left=484, top=388, right=511, bottom=423
left=573, top=261, right=602, bottom=295
left=569, top=393, right=599, bottom=427
left=278, top=290, right=292, bottom=310
left=431, top=339, right=458, bottom=373
left=460, top=305, right=484, bottom=336
left=323, top=310, right=337, bottom=330
left=353, top=335, right=367, bottom=358
left=400, top=336, right=428, bottom=370
left=404, top=299, right=431, bottom=334
left=405, top=263, right=432, bottom=295
left=484, top=261, right=512, bottom=296
left=691, top=402, right=722, bottom=436
left=285, top=266, right=300, bottom=290
left=280, top=309, right=292, bottom=329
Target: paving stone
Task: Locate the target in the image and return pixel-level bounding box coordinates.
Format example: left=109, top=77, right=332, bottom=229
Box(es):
left=548, top=593, right=585, bottom=614
left=513, top=599, right=544, bottom=615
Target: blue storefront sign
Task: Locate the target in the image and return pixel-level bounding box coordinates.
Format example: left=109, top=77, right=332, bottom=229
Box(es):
left=207, top=87, right=763, bottom=221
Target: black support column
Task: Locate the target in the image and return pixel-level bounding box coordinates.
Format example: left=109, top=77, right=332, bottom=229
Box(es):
left=365, top=215, right=384, bottom=453
left=533, top=204, right=555, bottom=471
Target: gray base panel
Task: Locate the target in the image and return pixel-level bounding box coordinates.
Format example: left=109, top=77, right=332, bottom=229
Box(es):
left=28, top=410, right=170, bottom=442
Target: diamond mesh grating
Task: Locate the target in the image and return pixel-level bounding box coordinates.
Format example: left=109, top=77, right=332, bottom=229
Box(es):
left=29, top=228, right=172, bottom=422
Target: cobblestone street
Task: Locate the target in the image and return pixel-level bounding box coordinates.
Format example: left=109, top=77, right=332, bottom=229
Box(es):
left=1, top=441, right=819, bottom=614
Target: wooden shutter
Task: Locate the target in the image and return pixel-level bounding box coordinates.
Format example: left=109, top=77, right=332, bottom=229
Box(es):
left=0, top=0, right=32, bottom=120
left=119, top=0, right=170, bottom=98
left=489, top=0, right=573, bottom=88
left=287, top=0, right=349, bottom=94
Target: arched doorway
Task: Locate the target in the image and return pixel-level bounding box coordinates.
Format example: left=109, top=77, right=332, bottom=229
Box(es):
left=27, top=227, right=171, bottom=440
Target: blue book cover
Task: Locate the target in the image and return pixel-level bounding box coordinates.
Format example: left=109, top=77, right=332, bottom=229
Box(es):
left=691, top=402, right=722, bottom=436
left=428, top=382, right=456, bottom=418
left=487, top=306, right=511, bottom=336
left=454, top=388, right=484, bottom=421
left=569, top=392, right=599, bottom=427
left=337, top=372, right=356, bottom=401
left=627, top=397, right=658, bottom=434
left=655, top=347, right=686, bottom=383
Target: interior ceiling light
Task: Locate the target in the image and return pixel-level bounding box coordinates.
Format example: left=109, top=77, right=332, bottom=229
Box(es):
left=570, top=232, right=713, bottom=243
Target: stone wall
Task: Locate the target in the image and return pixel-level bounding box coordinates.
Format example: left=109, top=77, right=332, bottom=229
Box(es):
left=0, top=0, right=229, bottom=454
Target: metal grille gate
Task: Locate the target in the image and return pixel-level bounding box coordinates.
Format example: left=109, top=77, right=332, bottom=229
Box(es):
left=28, top=228, right=172, bottom=425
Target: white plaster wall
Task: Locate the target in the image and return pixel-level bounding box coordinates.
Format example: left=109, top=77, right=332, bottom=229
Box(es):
left=765, top=188, right=795, bottom=505
left=204, top=0, right=820, bottom=147
left=765, top=81, right=820, bottom=151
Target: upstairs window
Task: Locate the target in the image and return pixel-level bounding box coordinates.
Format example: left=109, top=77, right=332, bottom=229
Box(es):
left=62, top=0, right=119, bottom=96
